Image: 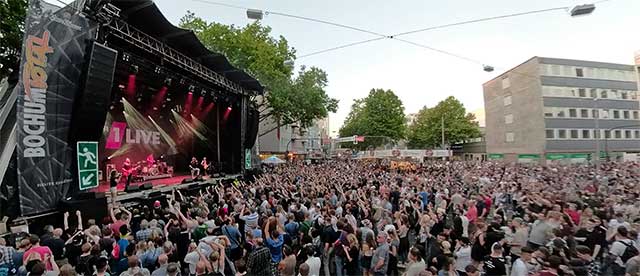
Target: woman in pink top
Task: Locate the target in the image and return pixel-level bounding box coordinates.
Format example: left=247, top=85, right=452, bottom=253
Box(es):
left=465, top=200, right=478, bottom=223
left=23, top=235, right=54, bottom=270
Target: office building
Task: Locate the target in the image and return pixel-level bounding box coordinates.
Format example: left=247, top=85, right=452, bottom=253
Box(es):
left=483, top=57, right=639, bottom=163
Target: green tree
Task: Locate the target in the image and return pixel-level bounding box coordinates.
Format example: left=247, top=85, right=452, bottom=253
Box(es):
left=407, top=96, right=481, bottom=149
left=339, top=88, right=406, bottom=149
left=179, top=12, right=337, bottom=135
left=0, top=0, right=28, bottom=80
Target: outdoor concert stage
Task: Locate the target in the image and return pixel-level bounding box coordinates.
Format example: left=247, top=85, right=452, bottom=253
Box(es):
left=100, top=174, right=241, bottom=203
left=0, top=0, right=262, bottom=220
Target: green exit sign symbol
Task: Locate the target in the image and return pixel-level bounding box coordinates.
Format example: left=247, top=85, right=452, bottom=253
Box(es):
left=76, top=141, right=99, bottom=190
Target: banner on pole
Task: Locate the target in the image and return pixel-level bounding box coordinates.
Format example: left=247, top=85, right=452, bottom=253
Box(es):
left=15, top=0, right=95, bottom=215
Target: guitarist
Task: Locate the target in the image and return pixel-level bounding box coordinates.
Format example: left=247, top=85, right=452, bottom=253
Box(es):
left=121, top=158, right=136, bottom=190
left=201, top=157, right=210, bottom=177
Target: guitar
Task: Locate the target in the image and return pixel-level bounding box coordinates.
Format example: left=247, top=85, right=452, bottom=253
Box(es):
left=121, top=164, right=141, bottom=177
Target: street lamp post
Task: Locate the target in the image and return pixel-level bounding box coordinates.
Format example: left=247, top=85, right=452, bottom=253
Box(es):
left=594, top=98, right=600, bottom=170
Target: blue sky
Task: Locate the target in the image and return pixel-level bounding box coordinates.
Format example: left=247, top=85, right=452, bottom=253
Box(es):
left=150, top=0, right=638, bottom=134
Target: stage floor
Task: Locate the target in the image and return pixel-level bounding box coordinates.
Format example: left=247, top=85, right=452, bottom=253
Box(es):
left=93, top=174, right=194, bottom=193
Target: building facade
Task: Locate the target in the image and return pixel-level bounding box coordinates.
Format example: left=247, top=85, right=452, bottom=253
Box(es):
left=483, top=57, right=639, bottom=163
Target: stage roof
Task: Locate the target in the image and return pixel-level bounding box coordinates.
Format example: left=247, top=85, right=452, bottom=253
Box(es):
left=111, top=0, right=264, bottom=94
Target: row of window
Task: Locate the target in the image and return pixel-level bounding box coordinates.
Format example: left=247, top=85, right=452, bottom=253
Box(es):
left=545, top=128, right=640, bottom=140
left=539, top=64, right=636, bottom=82
left=542, top=86, right=638, bottom=100
left=543, top=107, right=640, bottom=120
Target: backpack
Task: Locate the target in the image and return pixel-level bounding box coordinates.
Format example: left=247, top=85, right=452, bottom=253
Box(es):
left=619, top=241, right=639, bottom=263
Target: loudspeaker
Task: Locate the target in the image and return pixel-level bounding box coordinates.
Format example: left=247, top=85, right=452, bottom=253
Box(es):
left=141, top=182, right=153, bottom=190
left=244, top=106, right=259, bottom=148
left=181, top=178, right=193, bottom=184
left=72, top=42, right=118, bottom=141
left=124, top=185, right=139, bottom=193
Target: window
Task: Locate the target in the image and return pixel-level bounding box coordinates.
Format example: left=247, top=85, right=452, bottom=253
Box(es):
left=557, top=110, right=565, bottom=118
left=575, top=68, right=584, bottom=77
left=506, top=132, right=515, bottom=142
left=505, top=114, right=513, bottom=124
left=569, top=109, right=577, bottom=118
left=581, top=109, right=589, bottom=118
left=605, top=130, right=611, bottom=139
left=626, top=130, right=632, bottom=139
left=611, top=90, right=619, bottom=99
left=621, top=91, right=628, bottom=100
left=592, top=109, right=599, bottom=118
left=546, top=129, right=555, bottom=139
left=578, top=88, right=586, bottom=97
left=595, top=129, right=600, bottom=139
left=544, top=112, right=553, bottom=117
left=613, top=110, right=620, bottom=119
left=635, top=130, right=640, bottom=139
left=504, top=95, right=512, bottom=106
left=590, top=89, right=598, bottom=98
left=582, top=130, right=590, bottom=139
left=558, top=130, right=566, bottom=139
left=602, top=109, right=610, bottom=119
left=634, top=111, right=639, bottom=120
left=502, top=78, right=510, bottom=89
left=631, top=91, right=637, bottom=100
left=570, top=130, right=579, bottom=139
left=624, top=110, right=630, bottom=119
left=569, top=89, right=577, bottom=97
left=615, top=130, right=622, bottom=139
left=601, top=90, right=608, bottom=98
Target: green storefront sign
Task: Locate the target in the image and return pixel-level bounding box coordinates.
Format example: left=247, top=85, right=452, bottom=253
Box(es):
left=488, top=153, right=504, bottom=159
left=546, top=153, right=593, bottom=160
left=518, top=154, right=540, bottom=159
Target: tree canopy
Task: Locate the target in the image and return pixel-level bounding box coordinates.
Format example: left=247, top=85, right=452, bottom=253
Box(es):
left=0, top=0, right=27, bottom=80
left=339, top=88, right=406, bottom=149
left=407, top=96, right=481, bottom=149
left=179, top=12, right=337, bottom=135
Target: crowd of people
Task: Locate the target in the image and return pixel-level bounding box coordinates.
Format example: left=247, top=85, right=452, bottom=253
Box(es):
left=1, top=159, right=640, bottom=276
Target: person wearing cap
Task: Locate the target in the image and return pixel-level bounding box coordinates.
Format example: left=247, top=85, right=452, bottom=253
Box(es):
left=511, top=246, right=534, bottom=276
left=465, top=264, right=480, bottom=276
left=371, top=231, right=390, bottom=276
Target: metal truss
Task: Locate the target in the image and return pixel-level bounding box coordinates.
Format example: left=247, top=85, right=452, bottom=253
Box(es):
left=107, top=19, right=253, bottom=96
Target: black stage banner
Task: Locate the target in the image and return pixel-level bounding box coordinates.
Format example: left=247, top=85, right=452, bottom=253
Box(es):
left=16, top=0, right=95, bottom=215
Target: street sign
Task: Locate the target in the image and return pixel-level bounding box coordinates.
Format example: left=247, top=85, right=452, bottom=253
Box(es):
left=76, top=141, right=99, bottom=190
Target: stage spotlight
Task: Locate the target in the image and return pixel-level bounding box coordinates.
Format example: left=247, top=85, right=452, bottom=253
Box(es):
left=179, top=78, right=186, bottom=85
left=109, top=104, right=115, bottom=110
left=153, top=107, right=158, bottom=111
left=162, top=103, right=166, bottom=108
left=201, top=89, right=207, bottom=96
left=118, top=84, right=125, bottom=89
left=164, top=78, right=172, bottom=86
left=188, top=85, right=195, bottom=93
left=122, top=53, right=130, bottom=61
left=227, top=106, right=232, bottom=111
left=154, top=66, right=162, bottom=74
left=166, top=97, right=172, bottom=102
left=129, top=64, right=139, bottom=74
left=137, top=97, right=143, bottom=102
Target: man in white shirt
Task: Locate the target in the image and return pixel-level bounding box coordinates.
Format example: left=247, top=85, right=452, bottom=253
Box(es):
left=303, top=246, right=321, bottom=276
left=511, top=246, right=534, bottom=276
left=609, top=226, right=635, bottom=275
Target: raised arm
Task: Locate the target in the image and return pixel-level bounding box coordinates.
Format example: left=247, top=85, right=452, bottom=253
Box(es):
left=76, top=210, right=83, bottom=231
left=121, top=207, right=132, bottom=225
left=63, top=212, right=70, bottom=231
left=109, top=205, right=117, bottom=223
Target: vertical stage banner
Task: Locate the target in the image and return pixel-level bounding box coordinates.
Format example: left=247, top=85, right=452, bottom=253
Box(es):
left=16, top=0, right=95, bottom=215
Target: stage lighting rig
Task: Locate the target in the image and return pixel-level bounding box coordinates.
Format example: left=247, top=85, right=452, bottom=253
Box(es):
left=129, top=64, right=139, bottom=74
left=83, top=0, right=121, bottom=25
left=164, top=78, right=173, bottom=86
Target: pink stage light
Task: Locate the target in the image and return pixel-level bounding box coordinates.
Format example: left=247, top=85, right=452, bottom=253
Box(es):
left=223, top=105, right=232, bottom=120
left=126, top=74, right=136, bottom=96
left=184, top=92, right=193, bottom=116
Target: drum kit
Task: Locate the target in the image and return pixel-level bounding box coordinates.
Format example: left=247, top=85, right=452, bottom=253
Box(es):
left=135, top=160, right=169, bottom=176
